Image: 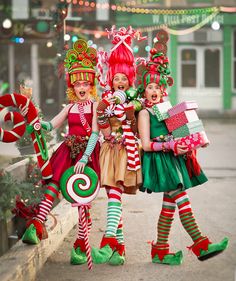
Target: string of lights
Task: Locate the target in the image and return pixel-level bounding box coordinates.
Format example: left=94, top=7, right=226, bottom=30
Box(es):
left=59, top=0, right=236, bottom=15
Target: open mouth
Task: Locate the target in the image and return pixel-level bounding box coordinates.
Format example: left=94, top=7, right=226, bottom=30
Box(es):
left=151, top=94, right=158, bottom=101
left=118, top=85, right=125, bottom=90
left=79, top=91, right=86, bottom=97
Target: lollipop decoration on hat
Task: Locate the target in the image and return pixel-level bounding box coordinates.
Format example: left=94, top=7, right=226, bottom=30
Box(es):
left=64, top=39, right=97, bottom=88
left=136, top=29, right=174, bottom=99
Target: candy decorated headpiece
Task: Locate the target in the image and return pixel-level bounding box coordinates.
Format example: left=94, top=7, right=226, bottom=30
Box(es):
left=64, top=39, right=97, bottom=87
left=98, top=26, right=146, bottom=89
left=136, top=30, right=173, bottom=97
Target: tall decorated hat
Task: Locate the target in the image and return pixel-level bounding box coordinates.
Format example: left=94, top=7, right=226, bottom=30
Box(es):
left=136, top=30, right=173, bottom=97
left=64, top=39, right=97, bottom=87
left=97, top=25, right=146, bottom=90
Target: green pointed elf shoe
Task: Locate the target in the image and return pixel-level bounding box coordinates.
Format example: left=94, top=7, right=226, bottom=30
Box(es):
left=22, top=224, right=40, bottom=244
left=22, top=218, right=47, bottom=245
left=70, top=239, right=87, bottom=265
left=151, top=243, right=183, bottom=265
left=108, top=244, right=125, bottom=266
left=70, top=248, right=87, bottom=265
left=92, top=236, right=118, bottom=264
left=189, top=237, right=229, bottom=261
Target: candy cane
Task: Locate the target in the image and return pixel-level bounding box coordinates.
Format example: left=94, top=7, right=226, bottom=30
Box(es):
left=62, top=167, right=100, bottom=270
left=0, top=93, right=52, bottom=180
left=72, top=202, right=93, bottom=270
left=113, top=103, right=141, bottom=171
left=97, top=51, right=108, bottom=87
left=80, top=205, right=93, bottom=270
left=0, top=110, right=25, bottom=142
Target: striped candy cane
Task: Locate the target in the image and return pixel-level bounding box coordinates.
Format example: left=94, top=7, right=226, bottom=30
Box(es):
left=97, top=51, right=108, bottom=87
left=114, top=103, right=141, bottom=171
left=0, top=93, right=52, bottom=180
left=79, top=205, right=93, bottom=270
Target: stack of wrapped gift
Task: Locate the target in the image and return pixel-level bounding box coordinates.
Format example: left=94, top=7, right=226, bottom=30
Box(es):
left=152, top=101, right=172, bottom=121
left=164, top=101, right=209, bottom=154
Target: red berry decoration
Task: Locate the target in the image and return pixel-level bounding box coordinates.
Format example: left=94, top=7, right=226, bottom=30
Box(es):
left=78, top=54, right=84, bottom=60
left=150, top=48, right=157, bottom=55
left=150, top=64, right=156, bottom=71
left=154, top=42, right=167, bottom=55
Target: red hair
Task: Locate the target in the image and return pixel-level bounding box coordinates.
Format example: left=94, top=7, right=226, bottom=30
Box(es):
left=107, top=35, right=135, bottom=89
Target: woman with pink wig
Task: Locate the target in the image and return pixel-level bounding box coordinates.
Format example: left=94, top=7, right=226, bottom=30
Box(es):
left=92, top=26, right=143, bottom=265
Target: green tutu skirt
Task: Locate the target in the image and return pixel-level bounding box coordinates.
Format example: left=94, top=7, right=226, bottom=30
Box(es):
left=141, top=151, right=208, bottom=193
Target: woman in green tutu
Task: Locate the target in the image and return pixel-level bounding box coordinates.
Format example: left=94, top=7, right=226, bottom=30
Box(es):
left=137, top=30, right=228, bottom=265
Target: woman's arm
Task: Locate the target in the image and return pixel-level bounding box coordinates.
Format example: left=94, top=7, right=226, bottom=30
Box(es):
left=138, top=109, right=152, bottom=151
left=97, top=97, right=115, bottom=138
left=92, top=101, right=99, bottom=133
left=138, top=109, right=188, bottom=154
left=125, top=103, right=137, bottom=134
left=50, top=104, right=71, bottom=129
left=74, top=102, right=99, bottom=174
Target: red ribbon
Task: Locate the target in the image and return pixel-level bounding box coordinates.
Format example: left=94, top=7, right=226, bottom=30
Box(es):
left=186, top=150, right=201, bottom=178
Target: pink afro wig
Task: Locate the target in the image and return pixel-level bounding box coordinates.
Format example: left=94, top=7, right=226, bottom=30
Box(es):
left=106, top=30, right=135, bottom=89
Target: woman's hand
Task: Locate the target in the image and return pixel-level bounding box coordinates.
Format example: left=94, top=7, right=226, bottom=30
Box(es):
left=175, top=143, right=188, bottom=155
left=74, top=161, right=86, bottom=174
left=125, top=104, right=135, bottom=120
left=19, top=104, right=29, bottom=117
left=105, top=96, right=116, bottom=105
left=97, top=97, right=116, bottom=112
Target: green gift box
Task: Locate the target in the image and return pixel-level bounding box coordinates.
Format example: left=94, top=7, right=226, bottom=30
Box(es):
left=172, top=120, right=204, bottom=138
left=153, top=101, right=172, bottom=121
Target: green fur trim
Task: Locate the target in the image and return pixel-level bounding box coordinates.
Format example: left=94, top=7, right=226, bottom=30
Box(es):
left=91, top=245, right=113, bottom=264
left=22, top=224, right=40, bottom=245
left=152, top=250, right=183, bottom=265
left=108, top=251, right=125, bottom=266
left=70, top=247, right=87, bottom=265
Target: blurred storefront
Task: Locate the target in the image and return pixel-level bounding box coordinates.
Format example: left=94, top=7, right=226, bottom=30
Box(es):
left=0, top=0, right=115, bottom=117
left=116, top=0, right=236, bottom=112
left=0, top=0, right=236, bottom=115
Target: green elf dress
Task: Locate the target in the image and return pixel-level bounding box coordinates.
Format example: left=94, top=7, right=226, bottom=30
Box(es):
left=141, top=109, right=208, bottom=193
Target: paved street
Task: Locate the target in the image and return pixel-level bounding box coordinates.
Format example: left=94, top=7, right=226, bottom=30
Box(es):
left=22, top=119, right=236, bottom=281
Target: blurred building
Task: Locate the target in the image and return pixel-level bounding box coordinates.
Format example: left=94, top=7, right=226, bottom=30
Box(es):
left=0, top=0, right=115, bottom=117
left=116, top=0, right=236, bottom=112
left=0, top=0, right=236, bottom=115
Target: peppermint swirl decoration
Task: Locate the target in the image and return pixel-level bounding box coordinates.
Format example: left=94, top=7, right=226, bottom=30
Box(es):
left=60, top=166, right=100, bottom=204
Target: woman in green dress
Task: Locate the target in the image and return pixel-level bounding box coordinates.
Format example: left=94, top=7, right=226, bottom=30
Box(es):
left=137, top=30, right=228, bottom=265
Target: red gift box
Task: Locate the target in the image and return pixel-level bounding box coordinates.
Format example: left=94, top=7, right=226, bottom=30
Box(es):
left=165, top=110, right=199, bottom=132
left=174, top=131, right=210, bottom=155
left=168, top=101, right=198, bottom=117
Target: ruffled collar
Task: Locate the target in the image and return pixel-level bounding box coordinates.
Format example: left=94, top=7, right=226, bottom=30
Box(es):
left=77, top=99, right=92, bottom=107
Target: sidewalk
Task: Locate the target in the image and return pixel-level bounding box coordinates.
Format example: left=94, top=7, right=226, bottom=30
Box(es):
left=0, top=119, right=235, bottom=281
left=0, top=199, right=78, bottom=281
